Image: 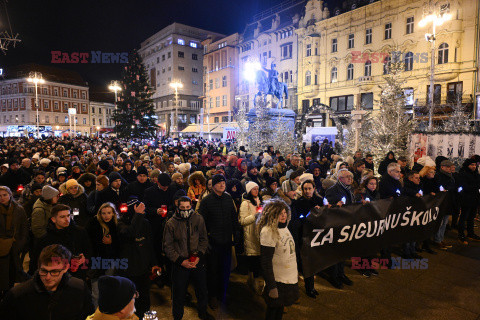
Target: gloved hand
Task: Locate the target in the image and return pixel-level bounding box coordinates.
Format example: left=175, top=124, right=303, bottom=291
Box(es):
left=268, top=288, right=279, bottom=299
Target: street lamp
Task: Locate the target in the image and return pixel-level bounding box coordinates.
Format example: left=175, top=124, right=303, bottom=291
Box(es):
left=109, top=80, right=121, bottom=133
left=27, top=72, right=45, bottom=138
left=169, top=81, right=183, bottom=137
left=419, top=7, right=452, bottom=130
left=96, top=126, right=100, bottom=138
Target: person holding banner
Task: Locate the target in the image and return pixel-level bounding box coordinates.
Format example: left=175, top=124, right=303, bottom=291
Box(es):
left=433, top=160, right=456, bottom=247
left=324, top=169, right=355, bottom=288
left=258, top=198, right=299, bottom=320
left=378, top=163, right=403, bottom=267
left=457, top=159, right=480, bottom=243
left=402, top=171, right=424, bottom=259
left=290, top=180, right=324, bottom=297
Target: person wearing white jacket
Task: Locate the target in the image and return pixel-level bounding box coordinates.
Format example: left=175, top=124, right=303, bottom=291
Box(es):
left=239, top=181, right=263, bottom=293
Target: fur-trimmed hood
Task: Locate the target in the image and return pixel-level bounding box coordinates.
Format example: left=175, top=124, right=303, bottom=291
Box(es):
left=188, top=171, right=206, bottom=187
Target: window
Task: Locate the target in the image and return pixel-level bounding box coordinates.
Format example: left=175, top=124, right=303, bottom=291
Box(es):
left=177, top=38, right=185, bottom=45
left=447, top=82, right=463, bottom=103
left=63, top=89, right=68, bottom=97
left=281, top=43, right=293, bottom=59
left=82, top=92, right=86, bottom=99
left=222, top=76, right=227, bottom=87
left=330, top=95, right=354, bottom=112
left=43, top=88, right=48, bottom=95
left=222, top=116, right=229, bottom=122
left=209, top=79, right=213, bottom=90
left=178, top=51, right=184, bottom=58
left=361, top=93, right=374, bottom=109
left=168, top=52, right=171, bottom=58
left=289, top=71, right=293, bottom=83
left=406, top=17, right=414, bottom=34
left=222, top=95, right=227, bottom=106
left=54, top=88, right=58, bottom=96
left=162, top=54, right=165, bottom=61
left=365, top=28, right=372, bottom=44
left=65, top=116, right=68, bottom=123
left=383, top=56, right=391, bottom=74
left=54, top=102, right=59, bottom=110
left=215, top=78, right=219, bottom=89
left=347, top=64, right=354, bottom=80
left=214, top=117, right=219, bottom=123
left=192, top=68, right=198, bottom=73
left=332, top=38, right=338, bottom=52
left=427, top=84, right=442, bottom=104
left=215, top=96, right=220, bottom=107
left=364, top=61, right=371, bottom=76
left=331, top=67, right=338, bottom=83
left=99, top=118, right=102, bottom=125
left=208, top=97, right=213, bottom=108
left=190, top=41, right=197, bottom=48
left=404, top=88, right=414, bottom=106
left=192, top=53, right=198, bottom=60
left=404, top=52, right=414, bottom=71
left=178, top=66, right=184, bottom=71
left=283, top=71, right=288, bottom=83
left=82, top=118, right=86, bottom=125
left=385, top=23, right=392, bottom=39
left=44, top=101, right=48, bottom=109
left=306, top=44, right=311, bottom=57
left=348, top=34, right=354, bottom=49
left=438, top=43, right=449, bottom=64
left=91, top=107, right=95, bottom=113
left=305, top=71, right=311, bottom=86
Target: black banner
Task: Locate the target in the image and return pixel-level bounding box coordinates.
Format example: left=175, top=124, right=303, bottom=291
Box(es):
left=301, top=193, right=450, bottom=278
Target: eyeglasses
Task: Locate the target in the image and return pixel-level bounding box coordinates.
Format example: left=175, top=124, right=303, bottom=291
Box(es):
left=39, top=268, right=63, bottom=277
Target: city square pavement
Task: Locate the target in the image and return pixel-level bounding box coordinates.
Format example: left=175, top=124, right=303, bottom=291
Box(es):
left=150, top=223, right=480, bottom=320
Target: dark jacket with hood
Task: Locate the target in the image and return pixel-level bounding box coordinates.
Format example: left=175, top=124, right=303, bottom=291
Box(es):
left=163, top=210, right=208, bottom=266
left=403, top=179, right=422, bottom=197
left=77, top=173, right=96, bottom=195
left=378, top=152, right=396, bottom=176
left=120, top=160, right=137, bottom=183
left=379, top=173, right=403, bottom=199
left=58, top=183, right=89, bottom=228
left=0, top=272, right=94, bottom=320
left=457, top=159, right=480, bottom=204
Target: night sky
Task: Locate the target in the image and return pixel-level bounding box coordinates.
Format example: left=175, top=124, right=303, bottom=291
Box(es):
left=0, top=0, right=343, bottom=89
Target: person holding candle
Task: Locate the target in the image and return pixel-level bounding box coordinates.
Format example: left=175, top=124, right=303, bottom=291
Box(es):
left=163, top=196, right=211, bottom=320
left=239, top=181, right=263, bottom=293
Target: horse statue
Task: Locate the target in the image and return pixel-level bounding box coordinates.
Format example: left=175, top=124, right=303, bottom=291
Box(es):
left=253, top=62, right=289, bottom=109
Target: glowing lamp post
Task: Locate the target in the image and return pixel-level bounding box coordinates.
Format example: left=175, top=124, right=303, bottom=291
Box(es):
left=108, top=80, right=122, bottom=134
left=27, top=72, right=45, bottom=138
left=419, top=9, right=452, bottom=130
left=169, top=81, right=183, bottom=137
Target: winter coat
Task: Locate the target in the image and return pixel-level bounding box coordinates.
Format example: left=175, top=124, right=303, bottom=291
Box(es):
left=0, top=200, right=29, bottom=290
left=355, top=188, right=380, bottom=202
left=94, top=186, right=128, bottom=214
left=378, top=152, right=396, bottom=176
left=325, top=182, right=355, bottom=205
left=239, top=199, right=261, bottom=256
left=0, top=168, right=30, bottom=193
left=421, top=177, right=439, bottom=195
left=403, top=179, right=422, bottom=197
left=117, top=212, right=157, bottom=277
left=0, top=272, right=94, bottom=320
left=35, top=220, right=92, bottom=279
left=163, top=211, right=208, bottom=265
left=31, top=198, right=53, bottom=239
left=457, top=166, right=480, bottom=204
left=85, top=217, right=119, bottom=261
left=289, top=195, right=323, bottom=246
left=59, top=183, right=89, bottom=227
left=378, top=174, right=403, bottom=199
left=199, top=191, right=239, bottom=247
left=120, top=168, right=137, bottom=184
left=77, top=173, right=97, bottom=195
left=126, top=179, right=154, bottom=202
left=434, top=170, right=455, bottom=191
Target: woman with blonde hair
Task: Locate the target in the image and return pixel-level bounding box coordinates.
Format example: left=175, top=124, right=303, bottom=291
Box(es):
left=419, top=166, right=438, bottom=196
left=85, top=202, right=120, bottom=306
left=257, top=198, right=298, bottom=320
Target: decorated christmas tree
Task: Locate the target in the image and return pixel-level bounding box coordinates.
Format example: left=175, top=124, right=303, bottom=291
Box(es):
left=438, top=94, right=472, bottom=133
left=366, top=52, right=415, bottom=163
left=113, top=49, right=157, bottom=139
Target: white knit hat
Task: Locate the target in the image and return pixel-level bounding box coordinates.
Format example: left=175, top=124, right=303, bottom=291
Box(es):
left=299, top=173, right=314, bottom=185
left=246, top=181, right=259, bottom=194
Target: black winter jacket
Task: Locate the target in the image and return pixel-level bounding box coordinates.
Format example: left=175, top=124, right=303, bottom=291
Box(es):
left=378, top=174, right=403, bottom=199
left=0, top=272, right=94, bottom=320
left=199, top=191, right=239, bottom=247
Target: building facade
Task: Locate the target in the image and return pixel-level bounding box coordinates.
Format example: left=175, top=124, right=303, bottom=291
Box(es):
left=0, top=65, right=90, bottom=136
left=201, top=33, right=240, bottom=130
left=89, top=101, right=115, bottom=136
left=139, top=23, right=224, bottom=135
left=236, top=0, right=306, bottom=112
left=296, top=0, right=479, bottom=127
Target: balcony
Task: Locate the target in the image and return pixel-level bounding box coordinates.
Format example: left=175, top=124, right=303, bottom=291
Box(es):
left=356, top=76, right=374, bottom=91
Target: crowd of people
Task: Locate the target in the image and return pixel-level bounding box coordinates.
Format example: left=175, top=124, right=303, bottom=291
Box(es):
left=0, top=136, right=478, bottom=320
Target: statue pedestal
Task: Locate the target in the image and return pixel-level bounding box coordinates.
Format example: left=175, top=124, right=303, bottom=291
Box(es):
left=247, top=108, right=296, bottom=131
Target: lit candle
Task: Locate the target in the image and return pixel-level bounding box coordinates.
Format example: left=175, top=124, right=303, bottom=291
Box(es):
left=458, top=186, right=463, bottom=193
left=341, top=196, right=346, bottom=204
left=323, top=197, right=329, bottom=206
left=419, top=190, right=423, bottom=196
left=365, top=197, right=371, bottom=202
left=439, top=185, right=445, bottom=192
left=396, top=189, right=401, bottom=195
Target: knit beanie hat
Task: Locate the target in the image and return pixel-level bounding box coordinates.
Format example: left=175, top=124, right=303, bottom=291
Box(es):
left=66, top=179, right=79, bottom=190
left=136, top=166, right=148, bottom=176
left=42, top=185, right=59, bottom=200
left=39, top=158, right=51, bottom=166
left=98, top=160, right=110, bottom=171
left=212, top=174, right=226, bottom=186
left=245, top=181, right=259, bottom=194
left=98, top=276, right=136, bottom=315
left=265, top=176, right=278, bottom=188
left=158, top=173, right=172, bottom=187
left=31, top=183, right=43, bottom=193
left=108, top=172, right=122, bottom=183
